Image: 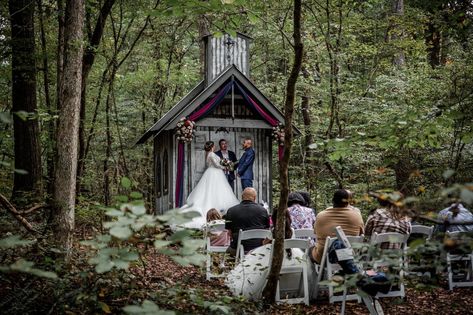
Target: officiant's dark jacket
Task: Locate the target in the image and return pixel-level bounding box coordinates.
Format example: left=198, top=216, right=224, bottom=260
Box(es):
left=215, top=150, right=237, bottom=181
left=225, top=200, right=270, bottom=251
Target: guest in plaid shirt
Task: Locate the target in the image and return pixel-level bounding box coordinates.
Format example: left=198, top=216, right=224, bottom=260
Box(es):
left=365, top=192, right=411, bottom=249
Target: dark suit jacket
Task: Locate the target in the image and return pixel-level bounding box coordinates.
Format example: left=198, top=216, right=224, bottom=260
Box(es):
left=215, top=150, right=237, bottom=181
left=238, top=147, right=255, bottom=180
left=225, top=200, right=270, bottom=251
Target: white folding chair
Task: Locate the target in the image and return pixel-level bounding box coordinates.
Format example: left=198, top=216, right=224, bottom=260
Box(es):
left=446, top=231, right=473, bottom=290
left=235, top=229, right=272, bottom=263
left=275, top=239, right=310, bottom=305
left=369, top=232, right=409, bottom=299
left=410, top=225, right=434, bottom=240
left=313, top=236, right=361, bottom=304
left=204, top=221, right=229, bottom=280
left=294, top=228, right=316, bottom=242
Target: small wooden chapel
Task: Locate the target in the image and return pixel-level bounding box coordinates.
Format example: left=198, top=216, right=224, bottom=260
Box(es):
left=137, top=33, right=293, bottom=213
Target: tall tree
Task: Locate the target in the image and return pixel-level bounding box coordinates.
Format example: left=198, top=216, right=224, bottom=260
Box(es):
left=391, top=0, right=405, bottom=67
left=53, top=0, right=85, bottom=256
left=262, top=0, right=303, bottom=303
left=9, top=0, right=42, bottom=201
left=77, top=0, right=116, bottom=194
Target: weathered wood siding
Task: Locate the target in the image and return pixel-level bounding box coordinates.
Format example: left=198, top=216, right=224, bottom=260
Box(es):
left=206, top=34, right=249, bottom=84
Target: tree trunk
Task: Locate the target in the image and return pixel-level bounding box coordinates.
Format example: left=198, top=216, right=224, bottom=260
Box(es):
left=9, top=0, right=42, bottom=202
left=391, top=0, right=405, bottom=67
left=56, top=0, right=65, bottom=113
left=262, top=0, right=303, bottom=304
left=37, top=0, right=55, bottom=197
left=301, top=65, right=315, bottom=194
left=77, top=0, right=116, bottom=195
left=426, top=19, right=441, bottom=68
left=197, top=14, right=209, bottom=78
left=53, top=0, right=84, bottom=258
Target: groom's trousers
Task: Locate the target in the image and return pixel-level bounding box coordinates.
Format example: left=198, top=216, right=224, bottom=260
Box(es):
left=241, top=179, right=253, bottom=190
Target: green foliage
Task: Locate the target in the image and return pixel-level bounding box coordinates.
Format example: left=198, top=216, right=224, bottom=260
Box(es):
left=123, top=300, right=175, bottom=315
left=0, top=235, right=57, bottom=279
left=82, top=200, right=205, bottom=274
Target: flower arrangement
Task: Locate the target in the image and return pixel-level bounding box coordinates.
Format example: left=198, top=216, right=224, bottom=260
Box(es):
left=220, top=158, right=238, bottom=171
left=272, top=123, right=285, bottom=146
left=175, top=117, right=195, bottom=143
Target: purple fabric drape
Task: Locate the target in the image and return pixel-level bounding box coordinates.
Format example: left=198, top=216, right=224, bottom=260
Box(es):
left=188, top=81, right=233, bottom=121
left=175, top=142, right=185, bottom=207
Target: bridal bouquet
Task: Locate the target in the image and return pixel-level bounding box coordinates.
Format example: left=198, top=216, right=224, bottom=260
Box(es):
left=175, top=117, right=195, bottom=143
left=272, top=123, right=285, bottom=146
left=220, top=158, right=237, bottom=171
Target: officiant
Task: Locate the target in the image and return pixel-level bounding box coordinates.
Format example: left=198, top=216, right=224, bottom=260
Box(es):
left=215, top=139, right=238, bottom=191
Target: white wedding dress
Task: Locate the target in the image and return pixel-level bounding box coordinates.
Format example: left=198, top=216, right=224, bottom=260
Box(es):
left=181, top=152, right=239, bottom=229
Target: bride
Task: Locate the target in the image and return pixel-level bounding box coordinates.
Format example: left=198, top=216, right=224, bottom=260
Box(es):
left=181, top=141, right=239, bottom=229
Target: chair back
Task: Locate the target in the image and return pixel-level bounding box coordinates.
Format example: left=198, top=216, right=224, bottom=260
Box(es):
left=294, top=228, right=316, bottom=240
left=238, top=229, right=272, bottom=240
left=411, top=225, right=433, bottom=239
left=283, top=238, right=310, bottom=251
left=346, top=235, right=364, bottom=245
left=205, top=221, right=226, bottom=247
left=236, top=229, right=272, bottom=262
left=370, top=232, right=408, bottom=248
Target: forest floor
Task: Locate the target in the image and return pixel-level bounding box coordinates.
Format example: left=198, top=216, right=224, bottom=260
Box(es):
left=139, top=250, right=473, bottom=315
left=2, top=215, right=473, bottom=314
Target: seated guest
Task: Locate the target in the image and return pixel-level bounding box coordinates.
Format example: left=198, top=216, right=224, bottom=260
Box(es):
left=364, top=192, right=411, bottom=249
left=436, top=202, right=473, bottom=233
left=206, top=208, right=230, bottom=246
left=296, top=190, right=316, bottom=215
left=346, top=189, right=361, bottom=214
left=287, top=192, right=317, bottom=230
left=224, top=188, right=270, bottom=256
left=310, top=189, right=364, bottom=263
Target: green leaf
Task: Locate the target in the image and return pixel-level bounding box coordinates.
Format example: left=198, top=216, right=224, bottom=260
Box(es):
left=154, top=240, right=171, bottom=248
left=443, top=169, right=455, bottom=179
left=123, top=300, right=174, bottom=315
left=106, top=209, right=125, bottom=217
left=130, top=191, right=143, bottom=199
left=99, top=302, right=112, bottom=314
left=121, top=177, right=132, bottom=189
left=130, top=204, right=146, bottom=216
left=0, top=112, right=11, bottom=124
left=110, top=226, right=133, bottom=239
left=247, top=12, right=258, bottom=24
left=0, top=235, right=35, bottom=249
left=115, top=195, right=129, bottom=203
left=9, top=259, right=57, bottom=279
left=95, top=260, right=114, bottom=273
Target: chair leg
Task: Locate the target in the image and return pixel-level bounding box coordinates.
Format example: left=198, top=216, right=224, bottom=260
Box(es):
left=275, top=280, right=281, bottom=302
left=447, top=255, right=453, bottom=291
left=206, top=253, right=211, bottom=281
left=303, top=267, right=309, bottom=305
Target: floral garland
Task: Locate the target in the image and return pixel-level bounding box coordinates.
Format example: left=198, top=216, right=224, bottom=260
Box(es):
left=272, top=123, right=285, bottom=146
left=175, top=117, right=195, bottom=143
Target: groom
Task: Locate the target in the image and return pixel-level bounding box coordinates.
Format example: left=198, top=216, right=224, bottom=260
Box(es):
left=237, top=137, right=255, bottom=190
left=215, top=138, right=238, bottom=191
